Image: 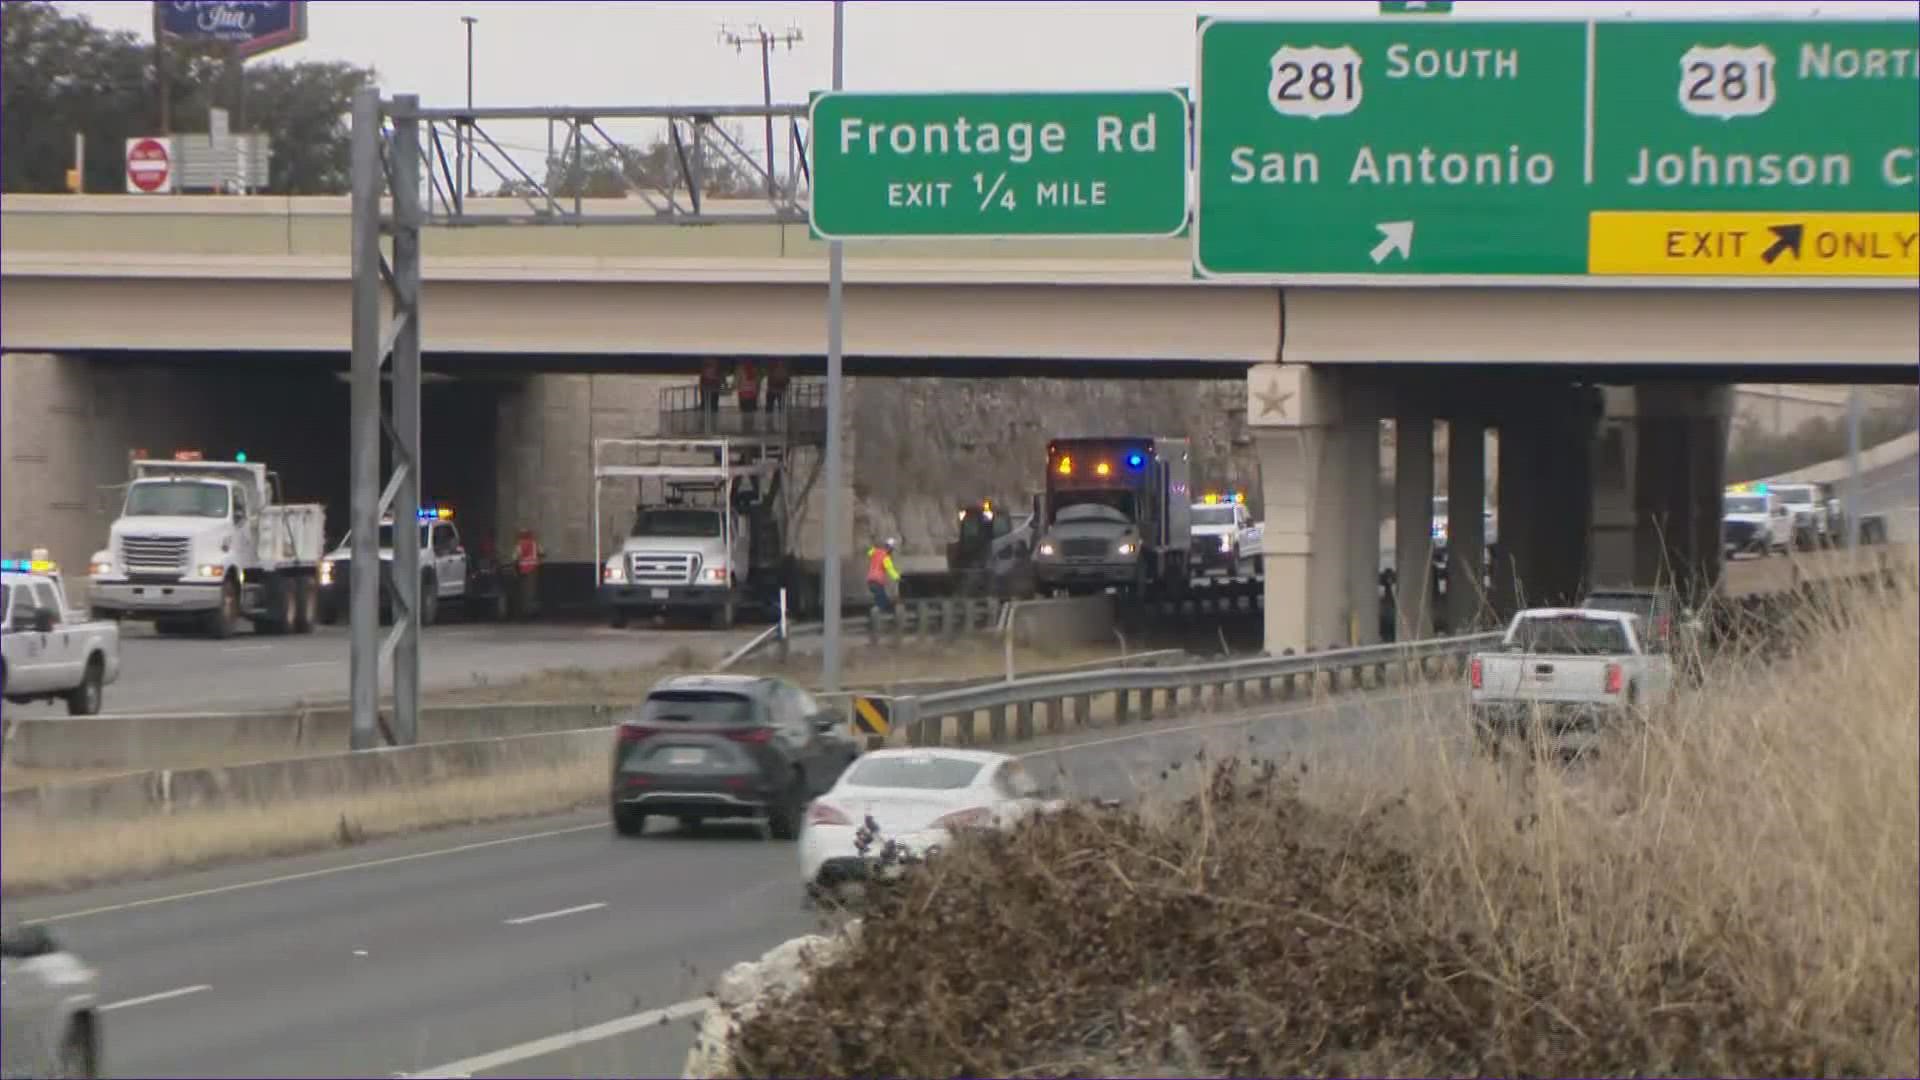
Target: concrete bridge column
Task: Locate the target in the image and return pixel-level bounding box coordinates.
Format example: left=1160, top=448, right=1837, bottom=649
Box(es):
left=1345, top=388, right=1384, bottom=646
left=1394, top=412, right=1435, bottom=642
left=1587, top=388, right=1638, bottom=590
left=1249, top=364, right=1368, bottom=654
left=1444, top=417, right=1487, bottom=633
left=1633, top=384, right=1732, bottom=606
left=1492, top=413, right=1537, bottom=618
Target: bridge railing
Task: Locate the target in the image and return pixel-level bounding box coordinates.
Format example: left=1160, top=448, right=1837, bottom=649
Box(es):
left=657, top=380, right=826, bottom=443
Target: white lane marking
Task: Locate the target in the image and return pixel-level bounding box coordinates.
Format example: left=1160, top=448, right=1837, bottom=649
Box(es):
left=1014, top=685, right=1450, bottom=759
left=502, top=901, right=606, bottom=926
left=287, top=661, right=338, bottom=669
left=395, top=687, right=1448, bottom=1077
left=27, top=822, right=605, bottom=925
left=400, top=996, right=712, bottom=1078
left=99, top=983, right=212, bottom=1012
left=222, top=645, right=272, bottom=654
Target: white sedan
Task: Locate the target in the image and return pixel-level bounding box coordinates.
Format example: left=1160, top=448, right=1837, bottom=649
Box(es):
left=799, top=748, right=1062, bottom=899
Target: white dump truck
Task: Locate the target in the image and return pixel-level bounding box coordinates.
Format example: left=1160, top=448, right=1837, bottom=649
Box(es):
left=593, top=437, right=823, bottom=631
left=87, top=453, right=326, bottom=639
left=2, top=554, right=121, bottom=715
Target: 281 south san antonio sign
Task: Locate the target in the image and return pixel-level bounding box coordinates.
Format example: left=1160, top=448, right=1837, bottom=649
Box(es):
left=1193, top=17, right=1919, bottom=286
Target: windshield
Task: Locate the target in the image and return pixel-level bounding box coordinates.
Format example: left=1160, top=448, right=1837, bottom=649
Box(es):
left=845, top=754, right=985, bottom=790
left=1, top=584, right=10, bottom=622
left=631, top=509, right=722, bottom=539
left=638, top=691, right=755, bottom=725
left=124, top=481, right=228, bottom=518
left=1510, top=616, right=1632, bottom=656
left=343, top=524, right=430, bottom=552
left=1054, top=492, right=1135, bottom=524
left=1192, top=506, right=1236, bottom=526
left=1723, top=495, right=1767, bottom=515
left=1772, top=486, right=1815, bottom=505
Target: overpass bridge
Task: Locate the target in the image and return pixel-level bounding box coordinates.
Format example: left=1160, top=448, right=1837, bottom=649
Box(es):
left=3, top=194, right=1916, bottom=653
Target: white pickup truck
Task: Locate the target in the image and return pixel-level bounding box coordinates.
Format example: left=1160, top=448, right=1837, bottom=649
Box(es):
left=1468, top=607, right=1674, bottom=755
left=2, top=564, right=120, bottom=716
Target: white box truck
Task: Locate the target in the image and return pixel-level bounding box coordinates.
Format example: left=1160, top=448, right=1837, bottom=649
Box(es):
left=87, top=453, right=326, bottom=639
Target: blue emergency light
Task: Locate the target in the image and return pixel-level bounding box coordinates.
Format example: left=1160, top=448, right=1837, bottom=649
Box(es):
left=1125, top=452, right=1145, bottom=470
left=416, top=506, right=454, bottom=521
left=1, top=558, right=56, bottom=573
left=235, top=451, right=248, bottom=463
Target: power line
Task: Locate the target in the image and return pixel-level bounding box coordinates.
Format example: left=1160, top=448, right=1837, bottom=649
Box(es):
left=717, top=22, right=804, bottom=198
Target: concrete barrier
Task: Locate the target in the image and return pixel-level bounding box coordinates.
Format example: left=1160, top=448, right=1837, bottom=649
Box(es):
left=1009, top=595, right=1117, bottom=648
left=1, top=726, right=610, bottom=823
left=3, top=701, right=617, bottom=771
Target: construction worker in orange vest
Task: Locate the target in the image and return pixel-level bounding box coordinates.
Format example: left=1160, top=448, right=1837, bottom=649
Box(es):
left=513, top=527, right=542, bottom=620
left=866, top=536, right=900, bottom=613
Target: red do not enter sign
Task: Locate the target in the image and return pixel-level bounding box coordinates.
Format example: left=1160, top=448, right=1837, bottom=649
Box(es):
left=125, top=137, right=172, bottom=193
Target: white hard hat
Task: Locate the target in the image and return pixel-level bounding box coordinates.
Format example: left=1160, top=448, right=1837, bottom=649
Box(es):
left=884, top=537, right=899, bottom=549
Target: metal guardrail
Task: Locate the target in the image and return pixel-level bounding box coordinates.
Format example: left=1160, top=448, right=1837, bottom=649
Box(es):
left=718, top=597, right=1014, bottom=670
left=889, top=631, right=1506, bottom=746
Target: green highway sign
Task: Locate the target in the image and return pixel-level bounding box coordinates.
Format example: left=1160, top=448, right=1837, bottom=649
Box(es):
left=809, top=90, right=1190, bottom=240
left=1194, top=17, right=1920, bottom=286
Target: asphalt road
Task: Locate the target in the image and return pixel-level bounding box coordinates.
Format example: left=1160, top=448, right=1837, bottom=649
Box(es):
left=6, top=620, right=757, bottom=717
left=8, top=686, right=1465, bottom=1079
left=1847, top=450, right=1919, bottom=541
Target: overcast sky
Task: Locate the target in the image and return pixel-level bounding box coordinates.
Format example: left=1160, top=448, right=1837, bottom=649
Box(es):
left=57, top=0, right=1919, bottom=183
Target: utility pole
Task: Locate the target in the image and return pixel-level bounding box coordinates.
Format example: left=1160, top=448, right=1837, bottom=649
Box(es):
left=461, top=15, right=478, bottom=199
left=153, top=4, right=172, bottom=136
left=718, top=22, right=803, bottom=198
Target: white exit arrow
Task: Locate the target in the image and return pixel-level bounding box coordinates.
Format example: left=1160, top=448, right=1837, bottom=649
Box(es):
left=1370, top=221, right=1414, bottom=264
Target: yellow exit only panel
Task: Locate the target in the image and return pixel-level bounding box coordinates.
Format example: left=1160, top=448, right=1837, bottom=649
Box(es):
left=1587, top=211, right=1919, bottom=278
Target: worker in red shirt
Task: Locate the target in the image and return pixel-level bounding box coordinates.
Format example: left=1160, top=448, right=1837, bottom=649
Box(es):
left=736, top=359, right=760, bottom=432
left=513, top=528, right=541, bottom=620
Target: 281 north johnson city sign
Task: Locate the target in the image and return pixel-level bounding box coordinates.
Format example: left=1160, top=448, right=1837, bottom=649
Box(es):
left=809, top=91, right=1189, bottom=239
left=1193, top=16, right=1917, bottom=285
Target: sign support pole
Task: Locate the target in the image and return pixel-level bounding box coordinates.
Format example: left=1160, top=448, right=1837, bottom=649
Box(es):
left=821, top=0, right=847, bottom=693
left=347, top=88, right=383, bottom=751
left=1845, top=388, right=1862, bottom=552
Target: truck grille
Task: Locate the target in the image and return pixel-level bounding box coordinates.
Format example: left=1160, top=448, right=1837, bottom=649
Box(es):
left=1060, top=538, right=1112, bottom=559
left=119, top=535, right=189, bottom=575
left=628, top=552, right=698, bottom=586
left=1723, top=520, right=1758, bottom=546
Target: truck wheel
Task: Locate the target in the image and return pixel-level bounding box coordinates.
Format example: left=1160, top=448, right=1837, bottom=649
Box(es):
left=260, top=578, right=296, bottom=636
left=609, top=606, right=630, bottom=629
left=53, top=1017, right=97, bottom=1080
left=293, top=578, right=317, bottom=634
left=711, top=599, right=735, bottom=631
left=204, top=580, right=239, bottom=639
left=419, top=576, right=439, bottom=628
left=65, top=656, right=105, bottom=717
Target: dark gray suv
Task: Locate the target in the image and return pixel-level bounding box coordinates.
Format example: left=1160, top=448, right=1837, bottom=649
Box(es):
left=610, top=674, right=861, bottom=839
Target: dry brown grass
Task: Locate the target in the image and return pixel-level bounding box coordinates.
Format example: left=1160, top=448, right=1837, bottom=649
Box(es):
left=432, top=639, right=1119, bottom=705
left=734, top=568, right=1920, bottom=1076
left=0, top=758, right=605, bottom=895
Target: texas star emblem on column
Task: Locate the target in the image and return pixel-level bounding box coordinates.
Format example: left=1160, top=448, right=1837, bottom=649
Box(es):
left=1247, top=364, right=1304, bottom=428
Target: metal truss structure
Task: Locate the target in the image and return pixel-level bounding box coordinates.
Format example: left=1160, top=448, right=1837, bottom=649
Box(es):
left=415, top=102, right=810, bottom=227
left=346, top=90, right=816, bottom=750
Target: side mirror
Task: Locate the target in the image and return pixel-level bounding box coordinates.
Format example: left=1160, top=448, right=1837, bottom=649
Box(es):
left=31, top=608, right=57, bottom=633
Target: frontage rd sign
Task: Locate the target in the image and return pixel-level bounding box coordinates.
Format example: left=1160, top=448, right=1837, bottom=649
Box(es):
left=809, top=90, right=1190, bottom=240
left=1194, top=17, right=1918, bottom=286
